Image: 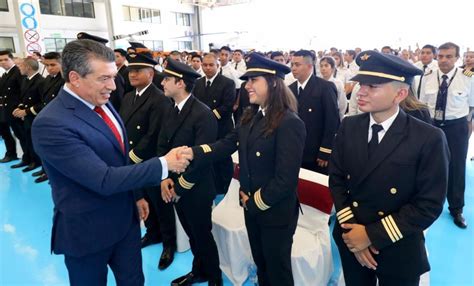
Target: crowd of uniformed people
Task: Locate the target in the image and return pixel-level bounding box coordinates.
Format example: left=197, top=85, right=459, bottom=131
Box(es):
left=0, top=32, right=473, bottom=286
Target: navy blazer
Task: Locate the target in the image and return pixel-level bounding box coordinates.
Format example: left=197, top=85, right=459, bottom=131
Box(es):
left=32, top=88, right=165, bottom=257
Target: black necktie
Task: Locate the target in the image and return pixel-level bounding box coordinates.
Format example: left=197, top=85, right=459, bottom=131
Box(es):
left=219, top=67, right=223, bottom=75
left=174, top=106, right=180, bottom=116
left=417, top=65, right=428, bottom=98
left=298, top=86, right=304, bottom=97
left=133, top=93, right=139, bottom=104
left=368, top=124, right=383, bottom=158
left=235, top=62, right=238, bottom=70
left=434, top=75, right=449, bottom=122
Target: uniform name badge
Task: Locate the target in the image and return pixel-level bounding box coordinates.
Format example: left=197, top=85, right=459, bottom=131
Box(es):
left=434, top=110, right=444, bottom=121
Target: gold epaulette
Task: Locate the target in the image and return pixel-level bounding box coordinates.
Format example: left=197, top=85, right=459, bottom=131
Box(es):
left=463, top=69, right=474, bottom=77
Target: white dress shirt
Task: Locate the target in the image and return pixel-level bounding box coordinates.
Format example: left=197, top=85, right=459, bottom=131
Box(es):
left=220, top=62, right=242, bottom=89
left=368, top=107, right=400, bottom=143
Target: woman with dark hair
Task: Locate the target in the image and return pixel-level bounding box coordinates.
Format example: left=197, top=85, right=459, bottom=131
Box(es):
left=182, top=53, right=306, bottom=286
left=320, top=56, right=347, bottom=119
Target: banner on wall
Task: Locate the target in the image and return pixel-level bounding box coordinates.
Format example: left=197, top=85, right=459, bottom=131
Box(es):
left=18, top=0, right=45, bottom=55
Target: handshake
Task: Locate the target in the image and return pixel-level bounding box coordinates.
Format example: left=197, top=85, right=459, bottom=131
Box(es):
left=163, top=146, right=195, bottom=174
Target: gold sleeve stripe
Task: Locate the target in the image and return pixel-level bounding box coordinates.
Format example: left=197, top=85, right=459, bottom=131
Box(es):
left=338, top=214, right=354, bottom=224
left=213, top=109, right=222, bottom=120
left=337, top=207, right=351, bottom=217
left=387, top=215, right=403, bottom=239
left=200, top=144, right=212, bottom=153
left=338, top=211, right=353, bottom=221
left=30, top=107, right=37, bottom=116
left=178, top=176, right=194, bottom=189
left=337, top=209, right=352, bottom=219
left=381, top=218, right=397, bottom=243
left=385, top=217, right=400, bottom=241
left=129, top=150, right=143, bottom=164
left=254, top=190, right=270, bottom=210
left=319, top=147, right=332, bottom=154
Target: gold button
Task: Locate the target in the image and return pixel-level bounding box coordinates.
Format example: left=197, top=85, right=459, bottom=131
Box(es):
left=129, top=141, right=133, bottom=145
left=347, top=190, right=350, bottom=194
left=213, top=100, right=216, bottom=103
left=28, top=97, right=31, bottom=100
left=347, top=174, right=350, bottom=180
left=137, top=125, right=141, bottom=130
left=390, top=188, right=397, bottom=194
left=352, top=201, right=358, bottom=207
left=378, top=211, right=384, bottom=216
left=236, top=142, right=239, bottom=146
left=256, top=152, right=261, bottom=157
left=308, top=108, right=312, bottom=112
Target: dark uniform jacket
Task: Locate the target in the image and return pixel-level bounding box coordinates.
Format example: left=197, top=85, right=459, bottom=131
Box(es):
left=119, top=83, right=171, bottom=165
left=329, top=110, right=450, bottom=278
left=110, top=74, right=125, bottom=111
left=192, top=108, right=307, bottom=226
left=289, top=75, right=340, bottom=162
left=118, top=65, right=133, bottom=94
left=156, top=95, right=217, bottom=198
left=0, top=65, right=22, bottom=122
left=29, top=74, right=65, bottom=116
left=193, top=74, right=236, bottom=138
left=18, top=73, right=45, bottom=118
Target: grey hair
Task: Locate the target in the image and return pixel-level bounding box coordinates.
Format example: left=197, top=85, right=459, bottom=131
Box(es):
left=22, top=57, right=39, bottom=71
left=61, top=39, right=115, bottom=83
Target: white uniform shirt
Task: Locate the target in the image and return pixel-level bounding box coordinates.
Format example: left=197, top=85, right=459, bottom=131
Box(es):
left=419, top=67, right=474, bottom=120
left=335, top=67, right=351, bottom=84
left=220, top=62, right=242, bottom=89
left=328, top=76, right=347, bottom=120
left=232, top=60, right=247, bottom=77
left=412, top=61, right=438, bottom=97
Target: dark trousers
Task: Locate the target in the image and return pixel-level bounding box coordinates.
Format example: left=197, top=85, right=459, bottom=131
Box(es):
left=335, top=234, right=420, bottom=286
left=175, top=194, right=220, bottom=281
left=244, top=208, right=298, bottom=286
left=147, top=187, right=177, bottom=248
left=0, top=122, right=17, bottom=157
left=9, top=118, right=28, bottom=162
left=213, top=157, right=234, bottom=194
left=436, top=118, right=469, bottom=213
left=24, top=116, right=41, bottom=165
left=64, top=220, right=144, bottom=286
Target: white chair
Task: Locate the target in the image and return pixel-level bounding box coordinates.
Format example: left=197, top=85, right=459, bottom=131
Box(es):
left=211, top=154, right=334, bottom=285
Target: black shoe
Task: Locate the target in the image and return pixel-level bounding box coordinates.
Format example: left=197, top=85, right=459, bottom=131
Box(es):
left=158, top=247, right=176, bottom=270
left=32, top=170, right=44, bottom=177
left=208, top=277, right=223, bottom=286
left=11, top=161, right=28, bottom=169
left=140, top=234, right=161, bottom=249
left=171, top=272, right=207, bottom=286
left=22, top=163, right=39, bottom=172
left=453, top=213, right=467, bottom=229
left=35, top=174, right=48, bottom=183
left=0, top=155, right=18, bottom=163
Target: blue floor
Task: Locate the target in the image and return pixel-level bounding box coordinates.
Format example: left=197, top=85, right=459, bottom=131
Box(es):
left=1, top=140, right=473, bottom=286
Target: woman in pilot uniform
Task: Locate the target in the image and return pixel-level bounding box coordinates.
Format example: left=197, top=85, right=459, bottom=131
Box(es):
left=186, top=53, right=306, bottom=286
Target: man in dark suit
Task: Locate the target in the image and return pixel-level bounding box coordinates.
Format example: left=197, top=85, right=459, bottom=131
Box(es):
left=12, top=57, right=44, bottom=172
left=0, top=50, right=23, bottom=163
left=158, top=59, right=222, bottom=286
left=194, top=53, right=235, bottom=194
left=115, top=48, right=133, bottom=94
left=329, top=50, right=450, bottom=286
left=119, top=52, right=176, bottom=270
left=31, top=39, right=190, bottom=286
left=289, top=49, right=340, bottom=174
left=28, top=52, right=65, bottom=183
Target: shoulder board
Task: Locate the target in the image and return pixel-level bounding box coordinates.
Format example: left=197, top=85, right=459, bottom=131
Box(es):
left=463, top=69, right=474, bottom=77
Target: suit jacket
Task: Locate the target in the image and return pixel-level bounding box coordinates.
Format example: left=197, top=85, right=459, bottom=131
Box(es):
left=29, top=74, right=65, bottom=116
left=192, top=108, right=307, bottom=226
left=18, top=73, right=44, bottom=118
left=31, top=88, right=165, bottom=257
left=0, top=65, right=22, bottom=122
left=329, top=110, right=450, bottom=278
left=289, top=75, right=340, bottom=162
left=110, top=73, right=125, bottom=111
left=156, top=95, right=217, bottom=199
left=193, top=74, right=236, bottom=138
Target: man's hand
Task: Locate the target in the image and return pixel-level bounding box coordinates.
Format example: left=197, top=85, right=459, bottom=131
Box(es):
left=164, top=146, right=191, bottom=173
left=136, top=198, right=149, bottom=221
left=180, top=147, right=194, bottom=161
left=161, top=178, right=177, bottom=203
left=239, top=191, right=249, bottom=210
left=354, top=246, right=379, bottom=270
left=316, top=158, right=328, bottom=168
left=12, top=108, right=26, bottom=118
left=341, top=223, right=372, bottom=252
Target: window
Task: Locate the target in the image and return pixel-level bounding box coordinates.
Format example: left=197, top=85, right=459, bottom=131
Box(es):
left=140, top=40, right=163, bottom=52
left=178, top=41, right=192, bottom=50
left=0, top=0, right=8, bottom=12
left=122, top=6, right=161, bottom=23
left=44, top=37, right=75, bottom=52
left=175, top=12, right=191, bottom=26
left=0, top=37, right=15, bottom=52
left=39, top=0, right=95, bottom=18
